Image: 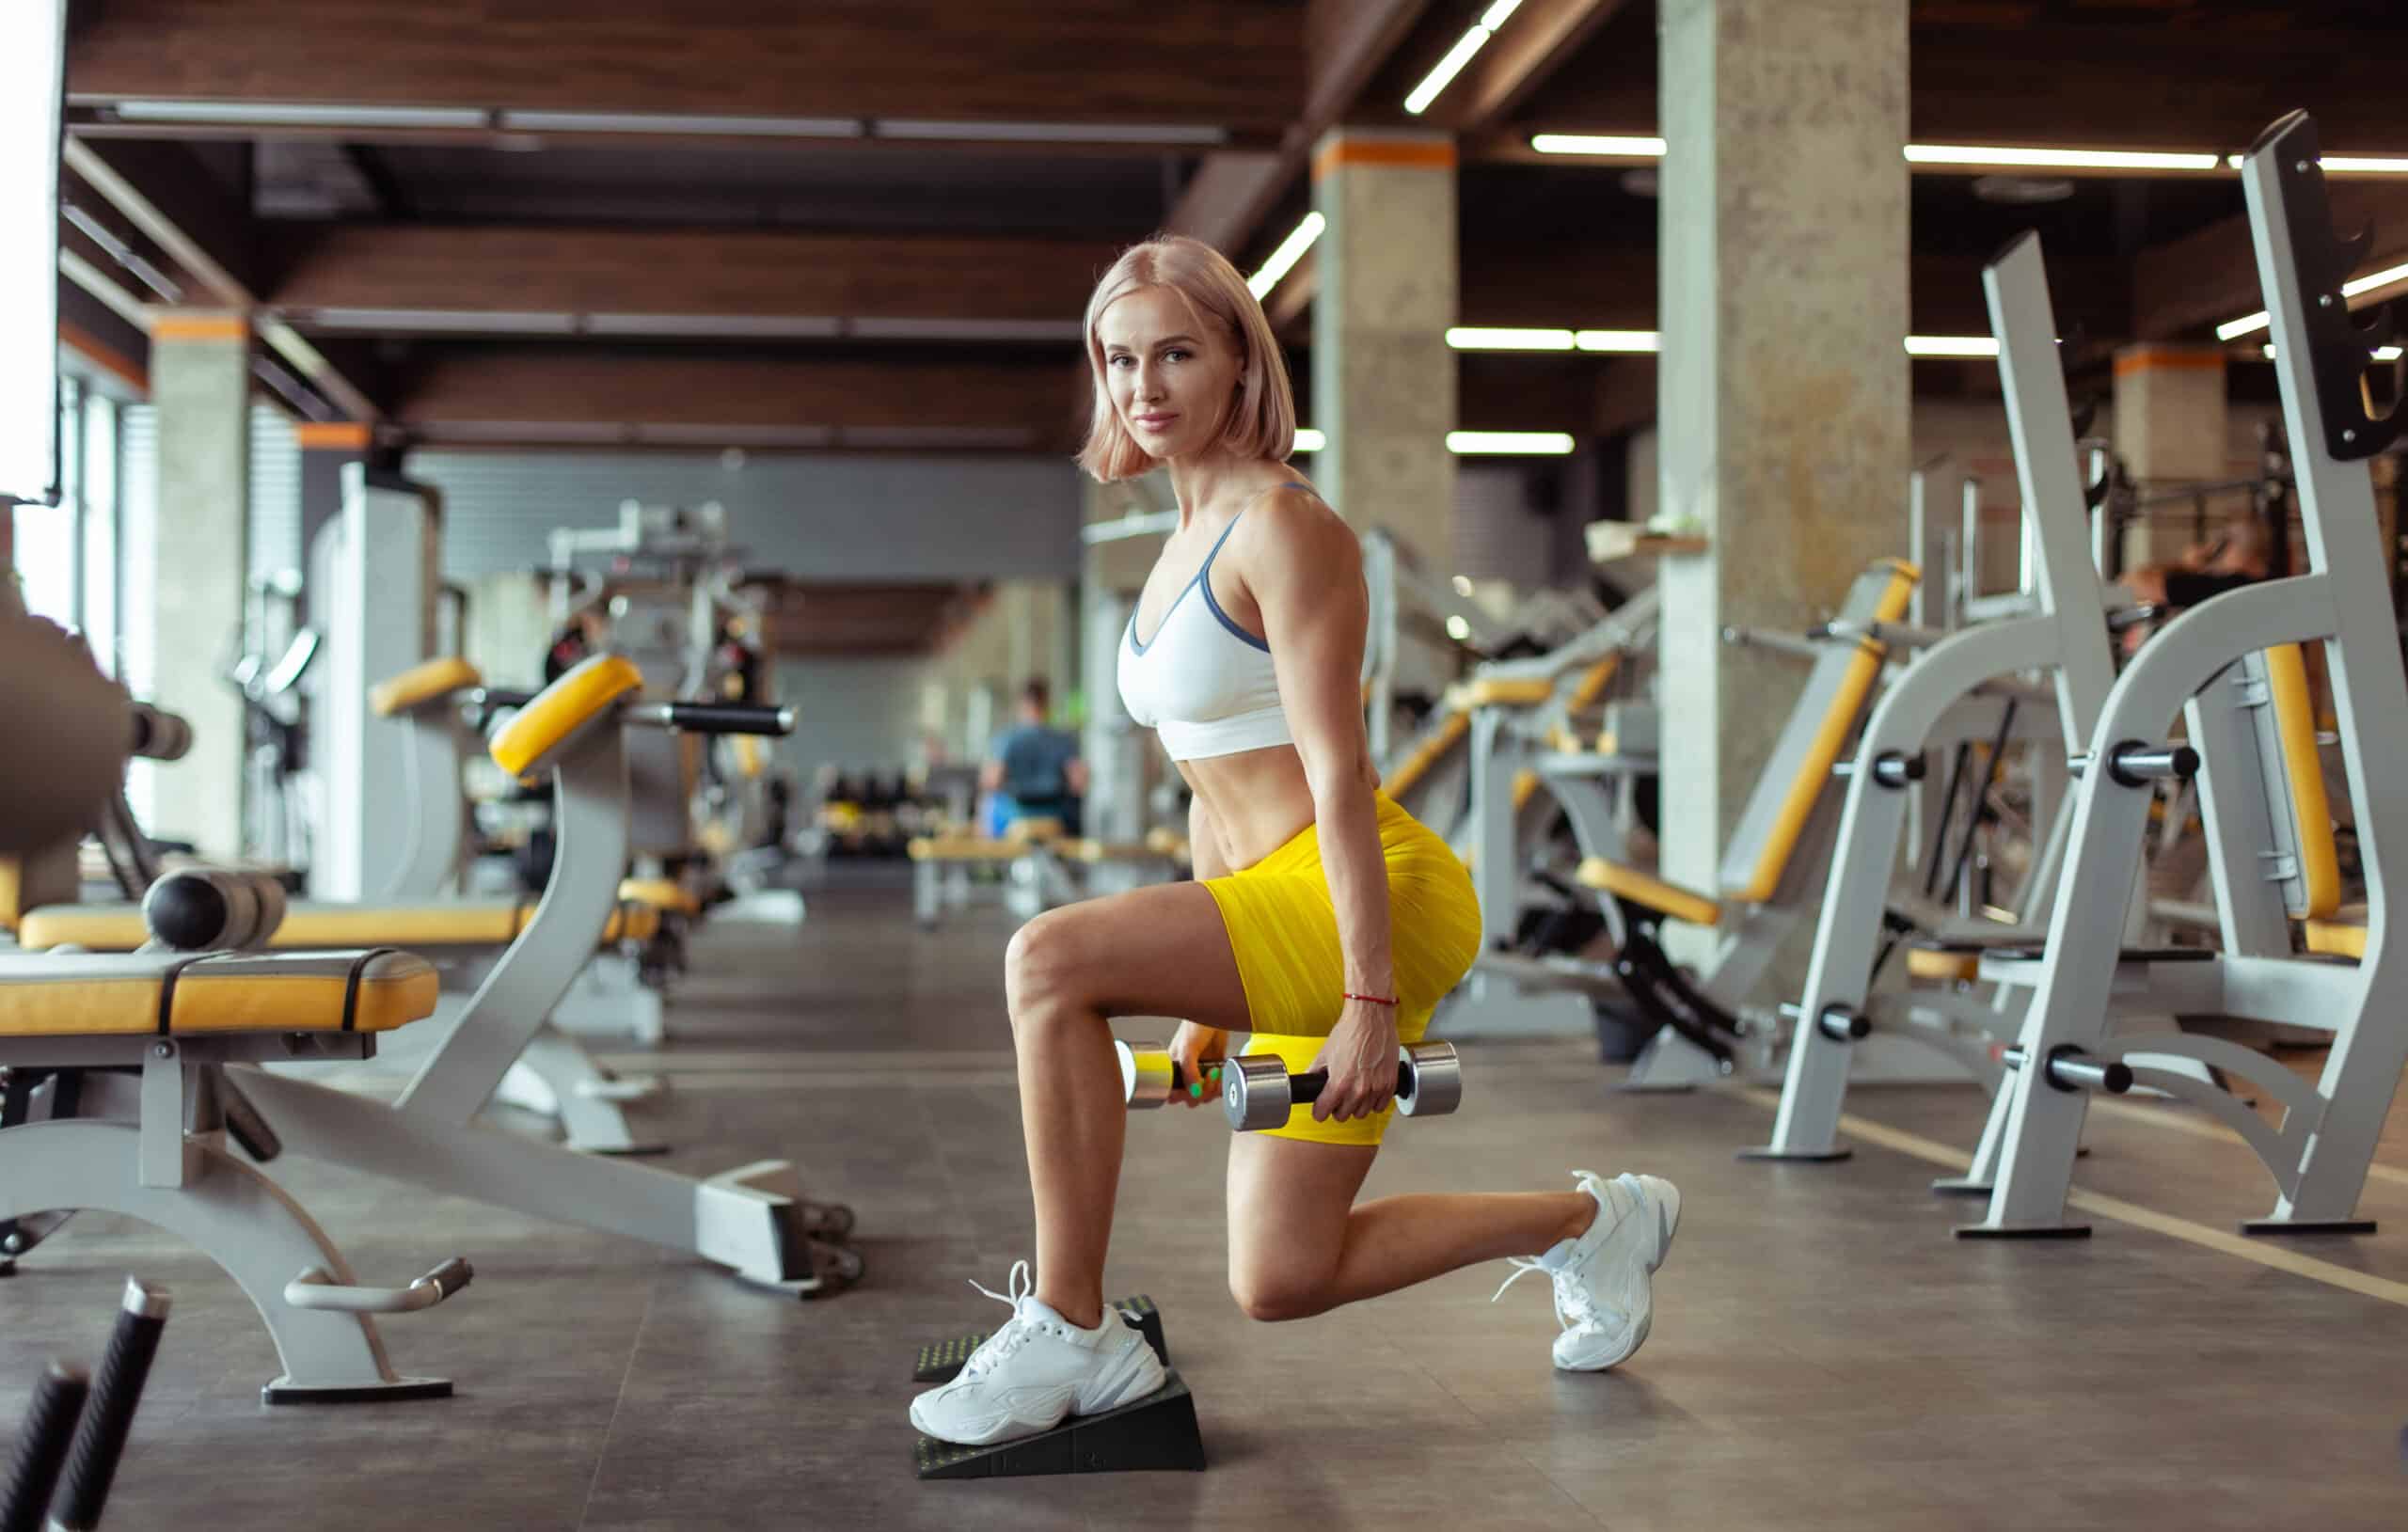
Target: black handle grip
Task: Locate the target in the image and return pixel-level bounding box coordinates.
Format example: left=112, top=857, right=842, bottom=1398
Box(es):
left=52, top=1282, right=169, bottom=1532
left=660, top=703, right=797, bottom=736
left=421, top=1258, right=474, bottom=1300
left=125, top=705, right=191, bottom=763
left=1287, top=1062, right=1416, bottom=1104
left=0, top=1364, right=88, bottom=1532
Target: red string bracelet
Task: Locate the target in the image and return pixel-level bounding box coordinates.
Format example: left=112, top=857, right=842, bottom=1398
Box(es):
left=1344, top=992, right=1401, bottom=1006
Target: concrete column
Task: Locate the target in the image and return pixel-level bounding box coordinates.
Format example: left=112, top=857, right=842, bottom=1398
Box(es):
left=1656, top=0, right=1910, bottom=921
left=1310, top=129, right=1457, bottom=567
left=296, top=420, right=372, bottom=629
left=2112, top=344, right=2229, bottom=564
left=140, top=311, right=251, bottom=860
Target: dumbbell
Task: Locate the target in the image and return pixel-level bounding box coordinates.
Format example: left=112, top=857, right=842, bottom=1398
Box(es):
left=140, top=868, right=288, bottom=952
left=1115, top=1040, right=1464, bottom=1132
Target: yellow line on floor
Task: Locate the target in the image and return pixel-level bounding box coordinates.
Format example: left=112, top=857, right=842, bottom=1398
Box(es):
left=2085, top=1097, right=2408, bottom=1189
left=1735, top=1088, right=2408, bottom=1309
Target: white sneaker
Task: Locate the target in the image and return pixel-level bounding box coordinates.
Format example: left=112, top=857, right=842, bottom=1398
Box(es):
left=1493, top=1170, right=1682, bottom=1372
left=908, top=1260, right=1168, bottom=1446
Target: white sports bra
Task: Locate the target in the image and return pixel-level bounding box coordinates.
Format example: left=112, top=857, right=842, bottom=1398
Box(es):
left=1117, top=484, right=1315, bottom=761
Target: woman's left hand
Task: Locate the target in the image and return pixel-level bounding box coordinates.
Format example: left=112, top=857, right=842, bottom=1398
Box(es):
left=1306, top=1002, right=1402, bottom=1123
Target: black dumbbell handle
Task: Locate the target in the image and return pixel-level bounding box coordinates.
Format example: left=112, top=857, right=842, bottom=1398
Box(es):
left=0, top=1364, right=87, bottom=1532
left=51, top=1281, right=168, bottom=1532
left=1283, top=1061, right=1418, bottom=1104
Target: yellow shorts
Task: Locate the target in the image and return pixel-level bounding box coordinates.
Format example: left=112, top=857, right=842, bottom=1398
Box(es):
left=1199, top=794, right=1482, bottom=1145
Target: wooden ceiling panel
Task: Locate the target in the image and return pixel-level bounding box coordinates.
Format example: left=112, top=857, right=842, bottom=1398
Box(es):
left=67, top=1, right=1305, bottom=131
left=393, top=347, right=1085, bottom=447
left=268, top=226, right=1118, bottom=324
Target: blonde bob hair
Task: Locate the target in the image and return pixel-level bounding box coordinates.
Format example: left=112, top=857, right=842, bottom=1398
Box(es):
left=1077, top=234, right=1297, bottom=482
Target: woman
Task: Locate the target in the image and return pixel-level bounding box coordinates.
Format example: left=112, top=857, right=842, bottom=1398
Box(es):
left=910, top=235, right=1681, bottom=1448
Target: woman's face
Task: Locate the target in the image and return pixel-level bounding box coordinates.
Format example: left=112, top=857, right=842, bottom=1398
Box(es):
left=1096, top=285, right=1244, bottom=464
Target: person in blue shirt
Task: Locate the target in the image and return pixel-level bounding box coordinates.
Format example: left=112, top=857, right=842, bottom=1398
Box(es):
left=981, top=679, right=1087, bottom=838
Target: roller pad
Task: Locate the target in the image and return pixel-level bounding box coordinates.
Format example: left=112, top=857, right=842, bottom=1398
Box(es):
left=912, top=1294, right=1164, bottom=1383
left=913, top=1371, right=1206, bottom=1479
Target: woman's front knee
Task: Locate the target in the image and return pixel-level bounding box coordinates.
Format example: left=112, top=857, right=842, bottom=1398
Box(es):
left=1005, top=911, right=1085, bottom=1022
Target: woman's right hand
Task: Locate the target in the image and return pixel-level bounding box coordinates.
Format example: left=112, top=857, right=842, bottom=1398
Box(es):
left=1167, top=1020, right=1231, bottom=1109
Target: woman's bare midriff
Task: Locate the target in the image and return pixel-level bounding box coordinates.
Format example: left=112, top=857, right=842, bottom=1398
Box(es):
left=1180, top=743, right=1378, bottom=871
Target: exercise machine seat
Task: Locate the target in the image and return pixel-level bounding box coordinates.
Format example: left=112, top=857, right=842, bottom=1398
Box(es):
left=17, top=899, right=660, bottom=953
left=369, top=656, right=483, bottom=719
left=0, top=948, right=437, bottom=1036
left=1576, top=858, right=1723, bottom=928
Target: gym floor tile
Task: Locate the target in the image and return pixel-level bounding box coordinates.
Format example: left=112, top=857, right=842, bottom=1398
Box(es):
left=6, top=875, right=2405, bottom=1530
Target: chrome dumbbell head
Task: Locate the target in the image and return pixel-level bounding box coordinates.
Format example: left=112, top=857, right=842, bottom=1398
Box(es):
left=1394, top=1041, right=1463, bottom=1118
left=1116, top=1041, right=1181, bottom=1110
left=1222, top=1055, right=1295, bottom=1132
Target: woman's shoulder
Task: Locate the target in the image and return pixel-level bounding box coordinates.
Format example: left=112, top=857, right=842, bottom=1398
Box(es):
left=1229, top=476, right=1357, bottom=578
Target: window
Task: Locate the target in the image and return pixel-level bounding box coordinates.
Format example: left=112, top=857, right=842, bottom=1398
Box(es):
left=8, top=376, right=76, bottom=624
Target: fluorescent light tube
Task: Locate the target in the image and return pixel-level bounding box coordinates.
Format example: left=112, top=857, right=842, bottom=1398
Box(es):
left=848, top=317, right=1083, bottom=343
left=294, top=308, right=578, bottom=335
left=2262, top=344, right=2403, bottom=361
left=499, top=110, right=861, bottom=138
left=1248, top=213, right=1324, bottom=300
left=2221, top=260, right=2408, bottom=341
left=1405, top=25, right=1496, bottom=117
left=875, top=119, right=1225, bottom=146
left=113, top=100, right=488, bottom=130
left=1448, top=327, right=1576, bottom=351
left=1448, top=431, right=1576, bottom=455
left=1575, top=331, right=1661, bottom=353
left=1905, top=144, right=2221, bottom=172
left=1530, top=134, right=1667, bottom=157
left=583, top=313, right=845, bottom=340
left=1905, top=336, right=2002, bottom=358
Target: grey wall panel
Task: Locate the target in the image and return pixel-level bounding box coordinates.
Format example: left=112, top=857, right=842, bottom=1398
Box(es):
left=1452, top=463, right=1556, bottom=589
left=407, top=450, right=1085, bottom=583
left=773, top=655, right=928, bottom=791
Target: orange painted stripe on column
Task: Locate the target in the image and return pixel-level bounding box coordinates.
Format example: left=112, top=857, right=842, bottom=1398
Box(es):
left=294, top=421, right=372, bottom=451
left=2114, top=346, right=2227, bottom=378
left=150, top=314, right=249, bottom=342
left=1311, top=137, right=1458, bottom=182
left=58, top=322, right=148, bottom=394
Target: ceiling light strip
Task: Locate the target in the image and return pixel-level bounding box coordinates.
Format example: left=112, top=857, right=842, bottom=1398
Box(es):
left=1403, top=0, right=1525, bottom=117
left=1248, top=213, right=1325, bottom=300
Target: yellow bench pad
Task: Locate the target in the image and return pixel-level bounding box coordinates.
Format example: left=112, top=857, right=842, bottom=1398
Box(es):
left=18, top=899, right=660, bottom=953
left=909, top=838, right=1031, bottom=862
left=1576, top=858, right=1723, bottom=928
left=2305, top=915, right=2366, bottom=960
left=369, top=656, right=483, bottom=718
left=0, top=950, right=438, bottom=1036
left=1907, top=948, right=1982, bottom=984
left=491, top=655, right=644, bottom=777
left=1059, top=839, right=1180, bottom=863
